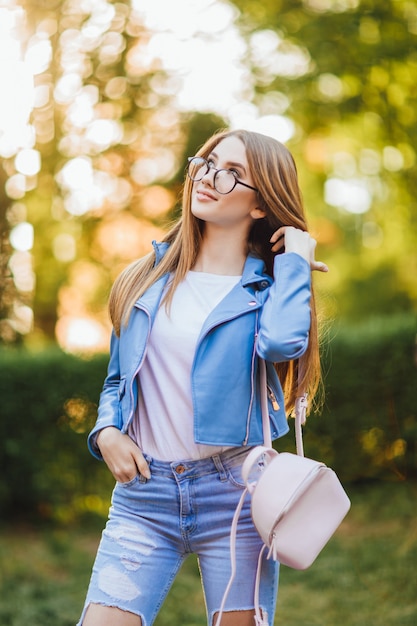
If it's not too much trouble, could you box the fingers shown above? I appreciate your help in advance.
[133,448,151,480]
[309,238,329,272]
[270,226,286,244]
[270,226,286,252]
[97,427,151,481]
[270,226,328,272]
[270,239,285,253]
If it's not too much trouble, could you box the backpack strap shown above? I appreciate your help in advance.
[214,487,248,626]
[260,358,307,457]
[217,359,308,625]
[215,485,268,626]
[254,544,269,626]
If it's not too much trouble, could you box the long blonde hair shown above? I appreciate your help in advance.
[109,129,323,414]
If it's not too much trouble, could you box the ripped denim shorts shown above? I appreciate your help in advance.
[77,446,279,626]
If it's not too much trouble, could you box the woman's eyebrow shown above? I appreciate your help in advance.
[210,151,247,176]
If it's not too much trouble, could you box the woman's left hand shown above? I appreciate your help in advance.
[270,226,329,273]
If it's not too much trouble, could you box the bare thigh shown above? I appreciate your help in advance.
[83,604,255,626]
[213,609,256,626]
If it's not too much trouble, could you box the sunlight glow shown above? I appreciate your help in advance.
[15,149,41,176]
[53,233,77,263]
[305,0,359,12]
[54,73,83,105]
[9,251,36,292]
[250,29,311,81]
[0,63,34,158]
[56,157,131,215]
[324,177,372,214]
[25,36,53,75]
[317,73,344,101]
[94,216,165,262]
[131,150,177,185]
[85,119,123,151]
[231,114,295,143]
[135,0,235,38]
[383,146,404,171]
[10,222,34,251]
[56,316,109,353]
[1,0,314,352]
[5,174,27,200]
[0,5,35,159]
[129,0,305,136]
[143,22,247,114]
[10,303,34,335]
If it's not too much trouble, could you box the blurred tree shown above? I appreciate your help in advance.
[0,167,21,344]
[231,0,417,320]
[3,0,415,348]
[1,0,226,349]
[29,0,183,347]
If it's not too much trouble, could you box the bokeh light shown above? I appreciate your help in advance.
[10,222,34,251]
[55,316,109,353]
[325,178,372,214]
[2,0,403,352]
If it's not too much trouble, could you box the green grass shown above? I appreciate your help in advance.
[0,482,416,625]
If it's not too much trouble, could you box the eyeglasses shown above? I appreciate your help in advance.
[187,156,258,195]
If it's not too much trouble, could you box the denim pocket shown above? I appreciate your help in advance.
[117,473,143,488]
[225,460,246,488]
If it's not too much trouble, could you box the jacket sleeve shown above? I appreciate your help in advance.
[257,252,311,362]
[87,330,124,460]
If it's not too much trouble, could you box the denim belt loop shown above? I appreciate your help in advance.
[212,453,228,481]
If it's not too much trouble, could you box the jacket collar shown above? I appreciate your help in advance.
[152,240,272,290]
[241,254,273,289]
[152,240,170,265]
[133,241,170,315]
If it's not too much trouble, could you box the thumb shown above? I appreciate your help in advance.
[312,261,329,273]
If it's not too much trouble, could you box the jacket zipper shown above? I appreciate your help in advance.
[243,335,258,445]
[193,306,261,446]
[267,385,280,411]
[122,303,152,434]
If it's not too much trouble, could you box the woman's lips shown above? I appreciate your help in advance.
[196,188,217,201]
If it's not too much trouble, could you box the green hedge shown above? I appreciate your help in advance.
[0,349,113,523]
[282,314,417,483]
[0,314,416,522]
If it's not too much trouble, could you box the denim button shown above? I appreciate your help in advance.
[175,464,186,474]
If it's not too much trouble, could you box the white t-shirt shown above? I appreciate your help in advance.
[128,271,241,461]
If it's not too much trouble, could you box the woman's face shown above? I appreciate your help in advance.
[190,135,264,232]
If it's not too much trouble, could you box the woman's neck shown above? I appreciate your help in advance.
[193,230,247,275]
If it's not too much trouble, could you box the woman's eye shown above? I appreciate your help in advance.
[229,168,240,178]
[207,158,216,168]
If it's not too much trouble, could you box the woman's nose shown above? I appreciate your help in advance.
[201,165,216,186]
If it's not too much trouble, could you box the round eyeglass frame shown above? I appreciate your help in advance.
[187,156,258,195]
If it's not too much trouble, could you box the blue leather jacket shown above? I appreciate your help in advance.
[88,242,312,460]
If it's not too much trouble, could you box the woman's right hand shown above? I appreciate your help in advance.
[96,427,151,482]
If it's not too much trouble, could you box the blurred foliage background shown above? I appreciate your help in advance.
[0,0,416,520]
[0,315,415,524]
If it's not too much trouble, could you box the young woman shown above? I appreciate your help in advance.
[77,129,328,626]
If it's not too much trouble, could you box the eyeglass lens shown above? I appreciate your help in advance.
[188,157,237,194]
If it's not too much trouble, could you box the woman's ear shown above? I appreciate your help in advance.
[250,207,267,220]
